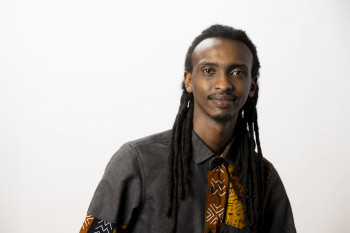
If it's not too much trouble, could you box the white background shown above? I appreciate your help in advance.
[1,0,349,232]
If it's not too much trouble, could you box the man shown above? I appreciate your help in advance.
[79,25,296,233]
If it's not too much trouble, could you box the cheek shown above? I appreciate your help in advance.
[235,81,250,94]
[236,82,251,103]
[239,94,250,107]
[192,80,210,96]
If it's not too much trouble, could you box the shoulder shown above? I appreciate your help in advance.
[262,157,287,193]
[108,130,172,167]
[261,158,296,232]
[125,129,172,157]
[262,157,279,186]
[127,129,172,150]
[262,157,273,170]
[99,130,172,184]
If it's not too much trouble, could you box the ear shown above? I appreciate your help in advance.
[184,71,193,93]
[249,77,258,97]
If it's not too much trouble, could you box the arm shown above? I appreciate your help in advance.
[262,165,296,233]
[79,142,143,232]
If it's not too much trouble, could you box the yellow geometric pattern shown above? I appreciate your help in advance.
[224,164,245,229]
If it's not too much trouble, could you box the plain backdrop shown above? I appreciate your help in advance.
[1,0,350,232]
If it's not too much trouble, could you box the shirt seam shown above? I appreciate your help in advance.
[127,142,146,212]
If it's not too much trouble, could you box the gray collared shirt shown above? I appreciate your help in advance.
[87,130,296,233]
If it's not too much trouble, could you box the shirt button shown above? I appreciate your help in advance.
[210,187,215,193]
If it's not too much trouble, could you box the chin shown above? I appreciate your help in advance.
[210,114,234,123]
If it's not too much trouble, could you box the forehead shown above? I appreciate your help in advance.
[192,38,253,68]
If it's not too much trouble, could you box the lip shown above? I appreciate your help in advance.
[209,95,237,101]
[209,95,236,108]
[208,94,237,108]
[211,99,233,108]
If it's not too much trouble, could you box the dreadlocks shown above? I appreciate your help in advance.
[167,24,264,232]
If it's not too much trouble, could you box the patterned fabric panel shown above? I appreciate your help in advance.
[204,163,229,233]
[79,214,127,233]
[225,164,245,229]
[80,214,95,233]
[224,164,273,230]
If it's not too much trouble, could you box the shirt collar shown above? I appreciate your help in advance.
[191,130,241,166]
[221,136,240,166]
[191,130,215,163]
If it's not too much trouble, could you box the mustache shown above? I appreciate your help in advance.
[207,92,237,101]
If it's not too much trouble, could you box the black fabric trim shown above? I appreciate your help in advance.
[87,217,116,233]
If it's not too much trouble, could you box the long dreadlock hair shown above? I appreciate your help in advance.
[167,24,264,232]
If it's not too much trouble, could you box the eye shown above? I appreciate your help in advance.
[203,68,215,74]
[230,69,245,77]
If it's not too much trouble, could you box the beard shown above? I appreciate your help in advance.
[210,113,234,123]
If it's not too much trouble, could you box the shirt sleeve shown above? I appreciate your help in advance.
[79,213,127,233]
[262,165,297,233]
[85,142,143,228]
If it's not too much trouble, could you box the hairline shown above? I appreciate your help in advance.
[187,36,258,77]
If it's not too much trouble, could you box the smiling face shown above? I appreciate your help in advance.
[184,38,257,124]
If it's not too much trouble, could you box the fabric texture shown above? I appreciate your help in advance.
[84,130,296,233]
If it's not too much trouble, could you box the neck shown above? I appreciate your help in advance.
[193,113,238,156]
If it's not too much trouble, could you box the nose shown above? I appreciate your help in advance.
[214,72,233,91]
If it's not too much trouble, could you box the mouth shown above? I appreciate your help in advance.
[208,94,237,108]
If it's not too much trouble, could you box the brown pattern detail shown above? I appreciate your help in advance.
[225,164,245,229]
[79,214,95,233]
[115,225,127,233]
[204,163,229,233]
[265,168,272,188]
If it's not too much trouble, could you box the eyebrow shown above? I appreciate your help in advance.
[198,61,219,67]
[198,60,248,70]
[228,64,249,71]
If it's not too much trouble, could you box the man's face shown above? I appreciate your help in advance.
[184,38,257,123]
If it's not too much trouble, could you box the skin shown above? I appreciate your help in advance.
[184,38,257,155]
